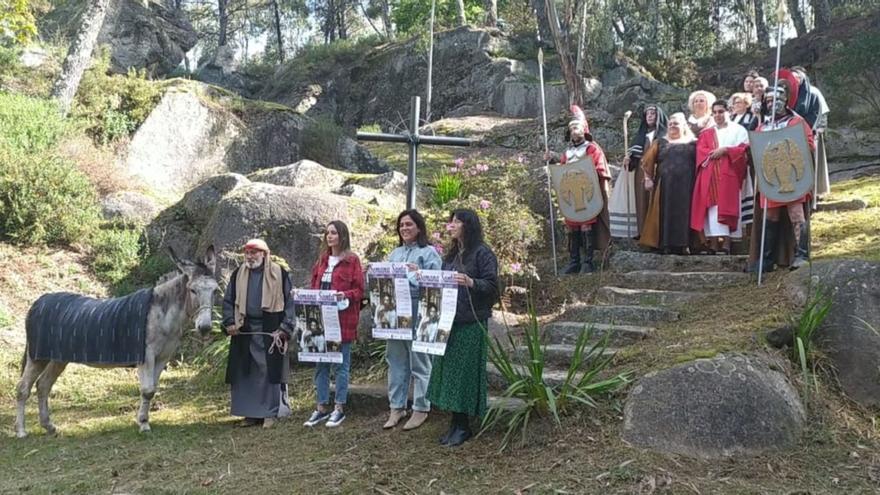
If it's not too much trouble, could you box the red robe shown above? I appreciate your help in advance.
[690,127,750,233]
[756,114,815,208]
[559,141,611,228]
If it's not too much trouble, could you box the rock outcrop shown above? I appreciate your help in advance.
[98,0,197,76]
[622,353,805,458]
[148,161,403,284]
[120,81,386,200]
[787,260,880,408]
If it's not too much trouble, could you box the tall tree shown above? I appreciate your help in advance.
[455,0,466,25]
[812,0,832,31]
[545,0,584,105]
[484,0,497,26]
[271,0,284,60]
[786,0,806,36]
[754,0,769,45]
[52,0,111,115]
[218,0,229,45]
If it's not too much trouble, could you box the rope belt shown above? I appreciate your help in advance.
[237,331,289,355]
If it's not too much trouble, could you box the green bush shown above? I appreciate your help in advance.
[432,169,462,207]
[0,92,67,153]
[0,148,100,245]
[301,116,346,168]
[825,34,880,126]
[72,50,162,144]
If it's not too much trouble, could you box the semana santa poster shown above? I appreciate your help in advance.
[293,289,343,363]
[412,270,458,356]
[367,262,414,340]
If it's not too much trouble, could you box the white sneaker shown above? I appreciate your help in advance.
[303,410,330,427]
[326,409,346,428]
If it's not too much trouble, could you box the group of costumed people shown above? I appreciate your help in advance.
[550,65,830,274]
[221,208,498,448]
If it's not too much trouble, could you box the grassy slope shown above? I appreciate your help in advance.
[1,178,879,493]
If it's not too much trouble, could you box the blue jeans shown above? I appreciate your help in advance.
[386,303,433,412]
[314,342,352,406]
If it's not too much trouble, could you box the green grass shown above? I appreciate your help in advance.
[813,176,880,261]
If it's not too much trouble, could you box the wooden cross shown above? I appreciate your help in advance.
[356,96,472,209]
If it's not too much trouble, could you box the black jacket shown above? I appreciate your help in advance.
[443,244,499,324]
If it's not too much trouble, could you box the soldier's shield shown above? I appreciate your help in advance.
[549,155,604,223]
[749,122,814,203]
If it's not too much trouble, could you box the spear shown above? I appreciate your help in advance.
[758,0,787,286]
[536,10,558,277]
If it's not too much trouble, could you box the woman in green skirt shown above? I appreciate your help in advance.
[427,208,499,447]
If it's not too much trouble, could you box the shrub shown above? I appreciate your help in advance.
[825,34,880,125]
[300,116,345,168]
[432,169,462,207]
[0,92,67,153]
[0,148,101,245]
[481,305,631,450]
[72,50,162,144]
[791,284,832,407]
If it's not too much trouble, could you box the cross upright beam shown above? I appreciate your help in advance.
[357,96,472,209]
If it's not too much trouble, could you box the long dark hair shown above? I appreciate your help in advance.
[396,209,429,247]
[319,220,352,258]
[444,208,484,264]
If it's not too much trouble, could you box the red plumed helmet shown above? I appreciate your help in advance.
[568,105,592,139]
[772,68,800,109]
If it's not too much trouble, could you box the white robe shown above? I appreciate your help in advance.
[704,123,749,238]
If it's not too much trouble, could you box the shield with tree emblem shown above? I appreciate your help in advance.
[549,155,604,223]
[749,122,814,203]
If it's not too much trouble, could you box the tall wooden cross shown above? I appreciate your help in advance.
[356,96,472,209]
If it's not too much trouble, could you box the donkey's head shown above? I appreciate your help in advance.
[168,245,219,335]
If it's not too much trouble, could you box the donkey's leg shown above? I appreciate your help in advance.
[36,361,67,435]
[136,352,157,433]
[15,358,49,438]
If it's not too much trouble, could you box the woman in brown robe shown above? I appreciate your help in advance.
[639,113,697,254]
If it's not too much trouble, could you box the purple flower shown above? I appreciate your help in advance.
[476,163,489,172]
[479,199,491,210]
[433,243,445,255]
[510,262,522,274]
[516,154,526,164]
[454,158,465,167]
[431,232,441,240]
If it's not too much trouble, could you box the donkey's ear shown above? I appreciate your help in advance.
[167,246,187,273]
[203,245,216,276]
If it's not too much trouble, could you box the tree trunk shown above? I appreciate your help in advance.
[754,0,769,45]
[380,0,394,38]
[51,0,111,116]
[218,0,229,46]
[530,0,553,47]
[812,0,832,31]
[484,0,497,27]
[545,0,583,106]
[272,0,284,61]
[455,0,466,26]
[786,0,807,36]
[712,0,722,49]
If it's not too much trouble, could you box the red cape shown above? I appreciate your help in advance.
[690,127,749,232]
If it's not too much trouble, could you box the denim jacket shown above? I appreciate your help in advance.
[387,243,442,299]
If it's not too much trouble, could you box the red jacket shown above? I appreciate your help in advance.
[310,252,364,343]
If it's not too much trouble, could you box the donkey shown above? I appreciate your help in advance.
[15,246,219,438]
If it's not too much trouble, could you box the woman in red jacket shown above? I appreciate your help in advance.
[302,220,364,428]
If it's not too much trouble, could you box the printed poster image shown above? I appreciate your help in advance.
[412,270,458,356]
[293,289,343,363]
[367,262,414,340]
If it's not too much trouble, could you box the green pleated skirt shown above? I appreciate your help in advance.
[426,320,488,418]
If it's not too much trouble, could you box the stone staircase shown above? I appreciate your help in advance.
[488,250,751,389]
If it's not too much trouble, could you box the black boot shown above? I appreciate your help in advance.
[438,416,456,445]
[445,413,472,447]
[791,222,810,269]
[580,230,596,273]
[563,231,582,274]
[760,220,779,273]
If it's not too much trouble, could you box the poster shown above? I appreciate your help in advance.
[412,270,458,356]
[293,289,343,363]
[367,262,414,340]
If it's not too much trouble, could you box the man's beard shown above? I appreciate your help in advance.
[245,258,264,269]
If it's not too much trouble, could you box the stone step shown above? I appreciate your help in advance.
[513,344,619,368]
[595,286,704,306]
[616,271,750,291]
[487,363,571,389]
[561,304,679,325]
[542,321,654,345]
[610,250,748,273]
